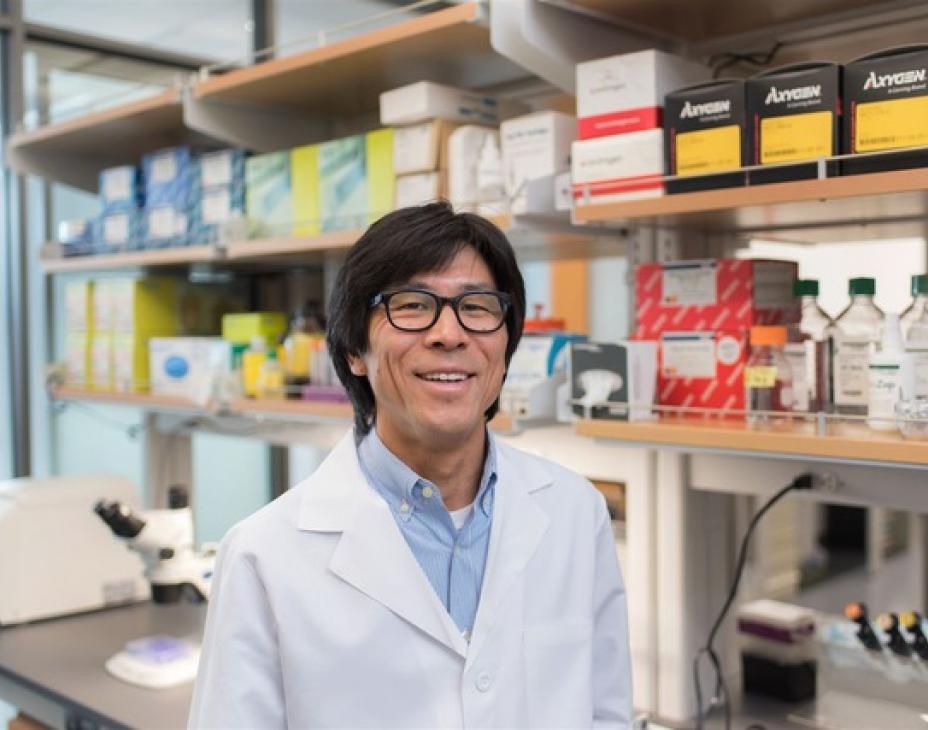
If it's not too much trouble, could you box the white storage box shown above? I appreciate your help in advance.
[577,49,708,140]
[448,126,498,209]
[392,119,460,175]
[149,337,231,402]
[571,129,664,205]
[380,81,499,126]
[395,172,446,209]
[500,111,575,214]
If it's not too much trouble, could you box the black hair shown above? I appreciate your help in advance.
[326,201,526,436]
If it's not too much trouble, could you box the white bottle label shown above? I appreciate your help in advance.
[784,343,809,412]
[868,363,901,427]
[903,347,928,399]
[834,336,870,406]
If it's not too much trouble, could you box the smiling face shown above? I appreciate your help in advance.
[348,246,509,454]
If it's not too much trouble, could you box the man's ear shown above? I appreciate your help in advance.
[348,353,368,377]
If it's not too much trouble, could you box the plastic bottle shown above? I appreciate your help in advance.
[256,349,286,400]
[788,279,833,412]
[901,274,928,342]
[745,325,793,423]
[868,314,904,431]
[476,133,505,207]
[241,335,267,398]
[833,278,883,416]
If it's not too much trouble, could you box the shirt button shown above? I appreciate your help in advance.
[421,486,434,498]
[462,629,472,642]
[399,501,411,513]
[454,547,461,557]
[476,671,491,692]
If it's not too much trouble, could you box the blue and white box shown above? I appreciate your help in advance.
[197,149,246,190]
[142,146,196,208]
[95,209,140,253]
[142,204,190,248]
[246,151,292,237]
[99,165,142,212]
[59,219,94,256]
[319,135,367,232]
[192,149,247,244]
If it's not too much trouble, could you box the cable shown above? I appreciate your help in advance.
[693,472,814,730]
[709,41,784,79]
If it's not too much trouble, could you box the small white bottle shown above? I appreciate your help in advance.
[476,133,506,213]
[868,314,904,431]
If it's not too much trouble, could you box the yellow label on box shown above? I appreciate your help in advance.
[675,125,741,176]
[744,366,777,388]
[856,96,928,152]
[761,111,832,164]
[291,144,321,237]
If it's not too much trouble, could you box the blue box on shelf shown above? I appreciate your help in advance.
[141,204,191,248]
[142,146,196,208]
[191,185,246,244]
[99,165,142,212]
[95,208,141,254]
[245,151,292,238]
[197,149,247,190]
[59,219,94,257]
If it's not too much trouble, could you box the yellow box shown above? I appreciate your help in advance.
[64,280,94,333]
[92,280,114,334]
[221,312,287,346]
[89,333,113,391]
[676,124,741,176]
[760,110,833,165]
[366,127,395,224]
[291,144,321,236]
[856,96,928,153]
[110,277,179,337]
[113,335,153,393]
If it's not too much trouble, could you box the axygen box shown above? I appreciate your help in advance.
[665,80,748,193]
[635,259,798,339]
[576,49,707,140]
[747,63,841,184]
[844,45,928,175]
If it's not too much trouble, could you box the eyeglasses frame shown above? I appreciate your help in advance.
[369,288,512,334]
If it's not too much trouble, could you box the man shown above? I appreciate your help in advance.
[189,202,632,728]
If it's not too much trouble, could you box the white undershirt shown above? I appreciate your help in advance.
[448,503,474,531]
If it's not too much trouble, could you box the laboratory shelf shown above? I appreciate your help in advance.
[193,3,523,118]
[575,417,928,468]
[40,245,219,273]
[222,229,362,261]
[50,386,200,412]
[5,90,219,192]
[572,168,928,242]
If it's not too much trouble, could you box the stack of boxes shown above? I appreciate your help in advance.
[573,50,707,204]
[635,259,798,411]
[380,81,501,210]
[141,146,196,247]
[64,281,93,386]
[96,165,142,253]
[192,149,247,243]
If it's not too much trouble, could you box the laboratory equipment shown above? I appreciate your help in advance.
[0,475,149,625]
[95,486,215,603]
[105,634,201,689]
[844,602,882,652]
[745,325,793,421]
[900,612,928,660]
[500,330,586,421]
[791,279,833,412]
[833,278,883,416]
[877,613,912,657]
[868,313,905,431]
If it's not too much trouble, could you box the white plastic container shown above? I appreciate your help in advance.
[379,81,499,126]
[868,314,904,431]
[500,111,575,214]
[834,277,883,416]
[448,126,497,210]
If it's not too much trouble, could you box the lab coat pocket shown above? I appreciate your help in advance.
[524,618,594,729]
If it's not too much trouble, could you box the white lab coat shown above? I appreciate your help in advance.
[188,431,632,729]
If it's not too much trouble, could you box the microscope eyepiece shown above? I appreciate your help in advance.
[94,499,146,538]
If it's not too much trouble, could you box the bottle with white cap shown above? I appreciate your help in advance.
[868,313,904,431]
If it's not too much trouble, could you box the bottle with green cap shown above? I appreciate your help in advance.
[901,274,928,343]
[790,279,833,412]
[833,277,883,416]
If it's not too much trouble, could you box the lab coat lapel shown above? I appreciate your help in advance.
[297,432,467,658]
[466,444,551,667]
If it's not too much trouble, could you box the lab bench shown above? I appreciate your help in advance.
[0,601,205,730]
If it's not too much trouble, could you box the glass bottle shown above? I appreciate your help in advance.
[901,274,928,343]
[833,277,883,416]
[792,279,834,412]
[745,325,793,423]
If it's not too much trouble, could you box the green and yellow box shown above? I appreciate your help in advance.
[221,312,288,346]
[246,151,292,238]
[291,144,321,236]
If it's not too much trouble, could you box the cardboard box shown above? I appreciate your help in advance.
[246,151,292,237]
[664,80,748,193]
[577,49,708,140]
[746,62,841,184]
[501,111,575,214]
[221,312,287,345]
[657,329,749,411]
[570,340,658,421]
[149,337,232,401]
[64,280,93,333]
[844,45,928,175]
[90,332,113,391]
[197,148,246,189]
[291,144,321,236]
[392,119,460,175]
[143,204,190,248]
[95,209,140,253]
[319,129,395,231]
[99,165,141,212]
[110,277,179,337]
[571,129,664,205]
[380,81,500,126]
[65,333,90,387]
[191,187,245,245]
[395,171,446,208]
[112,334,150,393]
[635,259,798,339]
[366,128,395,223]
[142,146,196,208]
[448,126,498,209]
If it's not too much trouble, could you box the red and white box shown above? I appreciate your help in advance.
[572,129,664,204]
[636,259,799,339]
[576,49,708,140]
[657,330,749,411]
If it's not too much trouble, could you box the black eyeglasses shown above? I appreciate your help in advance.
[370,288,511,333]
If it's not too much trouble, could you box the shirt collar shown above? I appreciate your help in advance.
[357,427,498,518]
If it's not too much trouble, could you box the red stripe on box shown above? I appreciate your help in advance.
[578,107,663,139]
[573,173,663,198]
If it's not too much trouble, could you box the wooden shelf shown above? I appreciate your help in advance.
[228,397,353,421]
[194,3,524,118]
[223,230,361,261]
[40,245,218,273]
[576,417,928,468]
[5,90,219,192]
[573,168,928,242]
[51,386,198,411]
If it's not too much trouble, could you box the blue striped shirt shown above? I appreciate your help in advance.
[357,428,497,637]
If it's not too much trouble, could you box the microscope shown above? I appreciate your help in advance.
[94,486,216,603]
